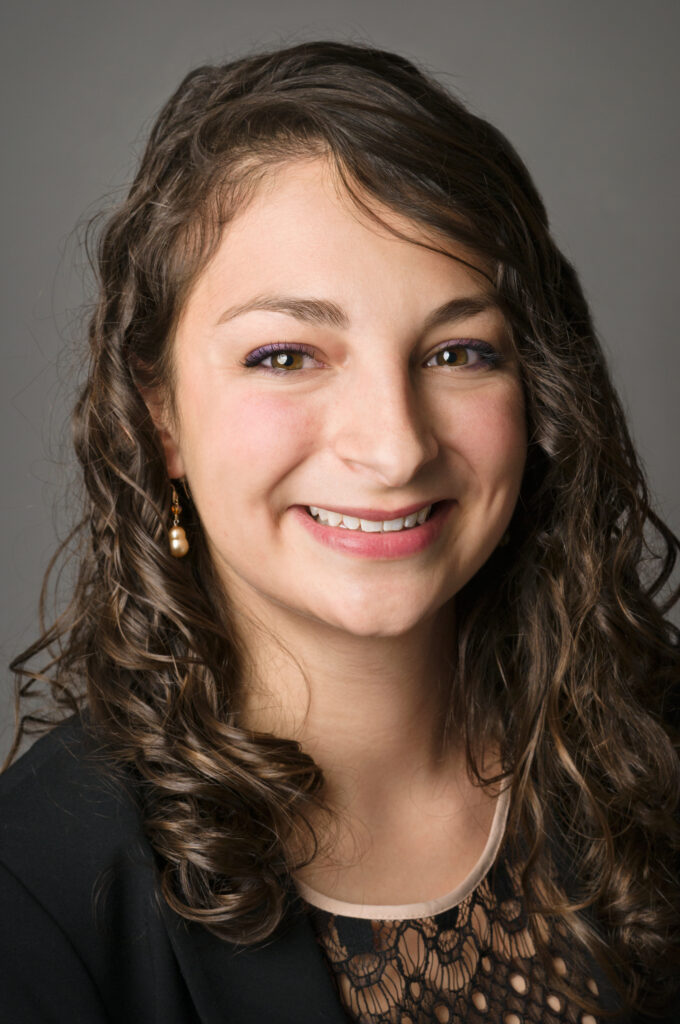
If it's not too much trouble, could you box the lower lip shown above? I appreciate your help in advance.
[292,501,455,559]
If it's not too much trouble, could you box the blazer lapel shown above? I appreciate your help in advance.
[162,902,350,1024]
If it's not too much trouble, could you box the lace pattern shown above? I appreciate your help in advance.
[307,858,603,1024]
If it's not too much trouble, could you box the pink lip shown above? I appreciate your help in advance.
[302,500,443,521]
[292,500,455,559]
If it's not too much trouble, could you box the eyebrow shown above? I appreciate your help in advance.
[421,295,499,332]
[216,294,499,331]
[217,296,349,329]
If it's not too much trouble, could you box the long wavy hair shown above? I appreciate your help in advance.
[8,41,679,1015]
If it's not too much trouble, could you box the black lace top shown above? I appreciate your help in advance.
[298,792,604,1024]
[305,857,602,1024]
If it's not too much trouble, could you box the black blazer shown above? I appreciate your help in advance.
[1,717,676,1023]
[0,717,350,1023]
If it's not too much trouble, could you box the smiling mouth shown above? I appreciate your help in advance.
[306,503,435,533]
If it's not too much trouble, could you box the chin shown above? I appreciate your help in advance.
[309,599,441,640]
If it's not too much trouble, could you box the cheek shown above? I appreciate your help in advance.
[181,383,318,483]
[225,392,318,468]
[443,385,527,486]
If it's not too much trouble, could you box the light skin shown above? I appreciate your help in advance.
[148,157,527,903]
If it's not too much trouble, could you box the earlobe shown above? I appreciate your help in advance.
[155,422,186,480]
[138,386,186,479]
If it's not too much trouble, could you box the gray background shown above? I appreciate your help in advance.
[2,0,678,759]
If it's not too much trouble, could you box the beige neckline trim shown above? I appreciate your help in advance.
[296,785,511,921]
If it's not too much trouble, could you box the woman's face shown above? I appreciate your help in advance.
[158,158,526,639]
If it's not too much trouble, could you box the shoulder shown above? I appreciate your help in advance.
[0,717,194,1021]
[0,715,148,895]
[0,718,340,1022]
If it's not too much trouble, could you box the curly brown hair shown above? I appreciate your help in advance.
[7,40,680,1016]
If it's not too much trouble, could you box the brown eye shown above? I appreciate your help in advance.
[425,342,499,370]
[269,351,305,370]
[242,343,318,373]
[433,347,470,367]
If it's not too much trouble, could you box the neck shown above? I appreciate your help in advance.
[236,597,458,817]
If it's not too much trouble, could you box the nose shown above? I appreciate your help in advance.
[329,360,439,488]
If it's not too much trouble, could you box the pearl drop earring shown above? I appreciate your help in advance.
[169,485,189,558]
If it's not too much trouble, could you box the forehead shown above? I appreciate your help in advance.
[179,157,497,329]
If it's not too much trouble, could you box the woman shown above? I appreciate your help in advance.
[1,40,678,1023]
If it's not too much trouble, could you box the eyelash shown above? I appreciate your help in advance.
[241,340,503,375]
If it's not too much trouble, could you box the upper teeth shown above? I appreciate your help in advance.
[307,504,432,532]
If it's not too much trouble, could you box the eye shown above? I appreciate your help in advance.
[242,339,503,375]
[425,341,501,370]
[241,342,318,374]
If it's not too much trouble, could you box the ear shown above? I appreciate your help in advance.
[138,385,187,480]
